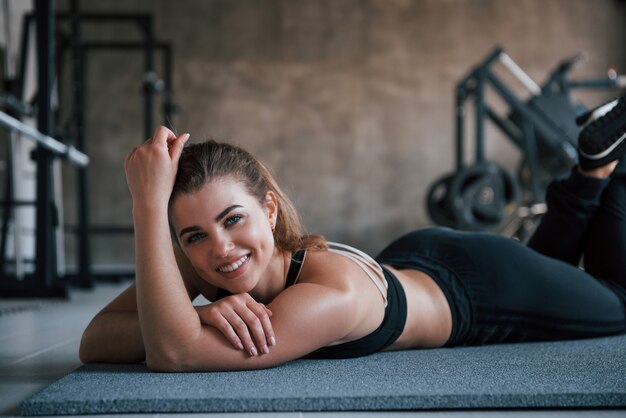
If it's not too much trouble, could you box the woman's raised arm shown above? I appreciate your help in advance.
[82,126,197,365]
[123,126,208,368]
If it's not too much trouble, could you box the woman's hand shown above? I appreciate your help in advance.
[195,294,276,357]
[124,126,190,209]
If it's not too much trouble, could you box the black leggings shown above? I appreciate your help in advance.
[528,166,626,290]
[376,167,626,346]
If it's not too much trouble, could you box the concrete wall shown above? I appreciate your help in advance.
[55,0,626,267]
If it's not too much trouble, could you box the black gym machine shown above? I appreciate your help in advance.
[0,0,79,297]
[52,11,178,284]
[0,0,178,297]
[426,46,626,240]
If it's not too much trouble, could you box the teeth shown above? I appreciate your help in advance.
[218,255,248,273]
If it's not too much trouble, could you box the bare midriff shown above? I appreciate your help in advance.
[382,265,453,350]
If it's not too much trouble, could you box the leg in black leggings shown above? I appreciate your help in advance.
[527,168,609,265]
[585,171,626,291]
[453,165,626,344]
[527,162,626,304]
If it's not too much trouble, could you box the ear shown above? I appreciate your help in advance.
[264,190,278,226]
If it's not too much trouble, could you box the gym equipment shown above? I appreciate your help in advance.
[1,1,178,296]
[0,112,88,165]
[52,12,179,140]
[51,9,178,287]
[425,173,456,227]
[426,46,626,235]
[51,10,178,283]
[447,161,518,230]
[0,0,90,297]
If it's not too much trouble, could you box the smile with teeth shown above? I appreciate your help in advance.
[217,255,249,273]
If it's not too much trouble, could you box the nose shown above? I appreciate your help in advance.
[212,232,235,258]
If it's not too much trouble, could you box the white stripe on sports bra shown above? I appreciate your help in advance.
[326,242,389,307]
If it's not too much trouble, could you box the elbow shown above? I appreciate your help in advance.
[78,348,89,364]
[78,348,90,364]
[79,315,106,364]
[145,352,187,372]
[79,329,106,364]
[145,357,178,372]
[144,343,193,372]
[78,330,95,364]
[144,326,204,372]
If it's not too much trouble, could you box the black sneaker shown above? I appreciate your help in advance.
[578,94,626,170]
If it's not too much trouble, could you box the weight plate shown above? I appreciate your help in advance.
[447,162,519,230]
[425,173,457,227]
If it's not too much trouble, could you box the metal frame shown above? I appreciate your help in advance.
[54,13,175,282]
[454,46,625,204]
[1,5,176,296]
[52,12,170,140]
[70,0,90,288]
[442,46,625,241]
[0,0,89,297]
[46,11,172,282]
[34,0,57,295]
[0,111,88,166]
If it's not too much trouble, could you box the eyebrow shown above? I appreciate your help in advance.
[178,205,243,239]
[214,205,243,222]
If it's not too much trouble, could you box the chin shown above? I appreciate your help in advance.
[206,272,258,295]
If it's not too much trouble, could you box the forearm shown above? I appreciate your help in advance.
[79,311,145,363]
[132,205,201,367]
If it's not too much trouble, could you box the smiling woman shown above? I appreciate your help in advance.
[79,100,626,371]
[171,177,281,297]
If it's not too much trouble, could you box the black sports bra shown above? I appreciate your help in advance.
[308,265,407,359]
[213,245,408,359]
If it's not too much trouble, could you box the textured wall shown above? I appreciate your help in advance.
[57,0,626,267]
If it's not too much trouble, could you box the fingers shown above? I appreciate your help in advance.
[226,311,262,357]
[147,126,189,154]
[229,301,274,356]
[133,127,189,165]
[212,313,246,352]
[149,125,177,146]
[201,297,275,357]
[169,133,190,163]
[246,301,276,351]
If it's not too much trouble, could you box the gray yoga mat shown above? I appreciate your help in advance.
[22,334,626,415]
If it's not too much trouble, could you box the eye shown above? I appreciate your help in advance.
[186,232,206,244]
[225,214,243,227]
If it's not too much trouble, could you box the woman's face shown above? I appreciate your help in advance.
[170,176,278,294]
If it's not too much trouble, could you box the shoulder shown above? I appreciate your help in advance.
[291,248,383,310]
[268,246,387,352]
[296,249,362,290]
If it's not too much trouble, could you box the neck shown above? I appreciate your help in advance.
[249,247,290,304]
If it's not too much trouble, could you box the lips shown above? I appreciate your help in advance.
[216,254,249,273]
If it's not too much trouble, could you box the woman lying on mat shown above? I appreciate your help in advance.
[80,95,626,371]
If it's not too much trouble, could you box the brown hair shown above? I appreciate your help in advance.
[170,140,326,252]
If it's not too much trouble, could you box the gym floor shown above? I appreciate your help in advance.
[0,282,624,418]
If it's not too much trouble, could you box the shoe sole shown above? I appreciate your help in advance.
[577,99,620,127]
[579,131,626,160]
